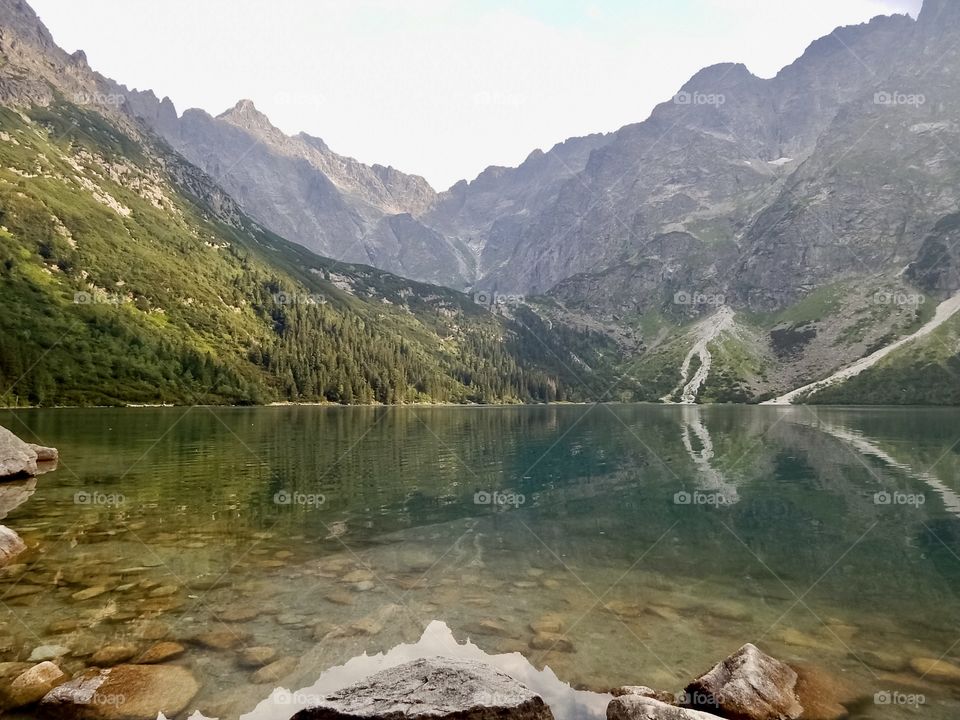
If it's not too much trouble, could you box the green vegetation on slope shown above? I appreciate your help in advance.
[0,101,619,406]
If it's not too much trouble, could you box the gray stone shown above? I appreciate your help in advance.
[684,643,802,720]
[28,444,58,462]
[291,657,553,720]
[608,696,721,720]
[0,426,37,479]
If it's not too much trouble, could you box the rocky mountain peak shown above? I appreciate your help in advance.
[0,0,56,52]
[217,98,280,138]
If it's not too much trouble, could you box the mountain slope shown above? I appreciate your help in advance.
[0,0,631,407]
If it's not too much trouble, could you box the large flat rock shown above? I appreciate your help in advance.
[291,657,554,720]
[39,664,199,719]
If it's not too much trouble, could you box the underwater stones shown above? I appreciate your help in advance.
[238,646,277,668]
[251,655,298,684]
[529,615,564,635]
[40,664,199,719]
[216,605,260,622]
[909,657,960,685]
[133,620,170,641]
[684,643,802,720]
[324,590,355,606]
[290,657,553,720]
[856,650,904,672]
[463,618,520,639]
[89,643,138,667]
[792,663,866,720]
[190,629,250,651]
[133,642,185,664]
[71,586,108,601]
[529,633,575,653]
[28,645,68,662]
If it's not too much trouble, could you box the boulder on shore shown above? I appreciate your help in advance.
[290,656,554,720]
[608,695,721,720]
[683,643,802,720]
[0,427,37,479]
[0,426,58,479]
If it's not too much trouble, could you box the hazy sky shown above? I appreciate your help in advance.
[31,0,922,190]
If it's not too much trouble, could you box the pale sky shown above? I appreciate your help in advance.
[30,0,922,190]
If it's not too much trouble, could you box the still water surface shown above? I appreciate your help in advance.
[2,404,959,718]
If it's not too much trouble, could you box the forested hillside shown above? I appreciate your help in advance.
[0,100,627,406]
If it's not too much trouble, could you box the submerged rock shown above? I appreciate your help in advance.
[608,695,719,720]
[291,656,553,720]
[89,643,138,667]
[909,657,960,685]
[40,664,199,719]
[684,643,802,720]
[792,663,865,720]
[0,526,26,567]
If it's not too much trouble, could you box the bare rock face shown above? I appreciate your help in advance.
[683,644,803,720]
[290,657,554,720]
[608,695,720,720]
[0,426,37,479]
[40,664,199,719]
